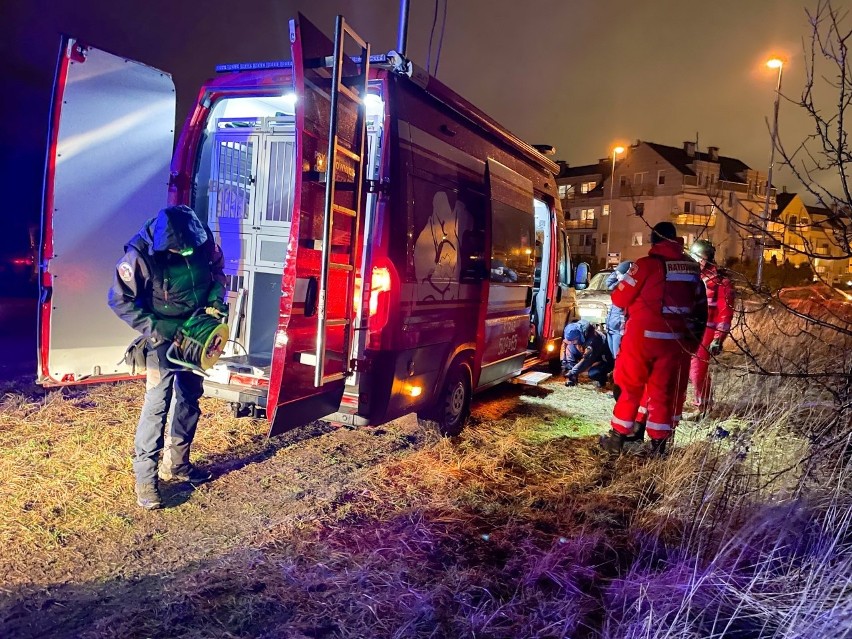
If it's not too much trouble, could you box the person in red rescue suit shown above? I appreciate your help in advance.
[599,222,707,456]
[684,239,735,418]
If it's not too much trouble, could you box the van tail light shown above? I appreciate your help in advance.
[367,262,395,348]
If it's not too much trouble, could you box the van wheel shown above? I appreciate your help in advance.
[420,364,471,436]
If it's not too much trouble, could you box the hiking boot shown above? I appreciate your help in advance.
[599,429,627,454]
[159,464,213,485]
[136,481,162,510]
[649,437,669,457]
[624,422,646,443]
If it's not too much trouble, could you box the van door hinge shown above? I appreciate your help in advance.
[350,357,369,372]
[367,177,390,194]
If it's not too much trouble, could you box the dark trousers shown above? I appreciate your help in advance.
[133,342,204,484]
[587,360,613,384]
[564,356,613,383]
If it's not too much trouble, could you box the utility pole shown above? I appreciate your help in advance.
[756,58,784,290]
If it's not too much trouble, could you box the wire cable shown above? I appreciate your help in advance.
[426,0,439,75]
[168,313,229,374]
[434,0,448,77]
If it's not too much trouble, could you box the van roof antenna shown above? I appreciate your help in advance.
[389,0,413,76]
[397,0,410,58]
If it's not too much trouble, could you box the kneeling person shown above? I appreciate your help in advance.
[561,320,613,388]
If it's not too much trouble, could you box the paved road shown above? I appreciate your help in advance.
[0,297,38,383]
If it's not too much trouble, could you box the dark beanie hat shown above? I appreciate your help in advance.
[650,222,677,245]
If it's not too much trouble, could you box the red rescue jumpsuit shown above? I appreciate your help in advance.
[689,263,735,409]
[610,242,707,440]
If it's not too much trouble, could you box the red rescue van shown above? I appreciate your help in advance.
[39,14,579,435]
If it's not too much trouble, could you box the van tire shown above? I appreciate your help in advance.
[419,363,471,437]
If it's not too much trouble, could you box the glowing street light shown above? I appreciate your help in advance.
[606,145,626,266]
[756,57,785,289]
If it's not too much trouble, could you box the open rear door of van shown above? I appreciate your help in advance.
[39,37,175,385]
[267,14,370,436]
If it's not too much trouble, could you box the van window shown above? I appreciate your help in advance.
[558,230,570,286]
[491,201,534,284]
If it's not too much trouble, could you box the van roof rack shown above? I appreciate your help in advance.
[216,53,390,73]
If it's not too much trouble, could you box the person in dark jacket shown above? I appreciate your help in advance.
[560,319,614,388]
[108,205,227,510]
[604,260,634,359]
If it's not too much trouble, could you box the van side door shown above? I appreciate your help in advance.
[477,159,536,388]
[548,221,575,346]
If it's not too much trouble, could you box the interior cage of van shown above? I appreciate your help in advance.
[191,90,386,386]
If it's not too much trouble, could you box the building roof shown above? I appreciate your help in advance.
[644,141,751,182]
[775,191,797,215]
[806,204,848,232]
[556,162,604,179]
[770,191,808,220]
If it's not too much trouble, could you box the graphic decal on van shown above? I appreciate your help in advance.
[414,191,472,302]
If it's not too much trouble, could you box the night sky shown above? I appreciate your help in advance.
[1,0,817,257]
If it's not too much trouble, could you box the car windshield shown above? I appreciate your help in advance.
[588,272,611,291]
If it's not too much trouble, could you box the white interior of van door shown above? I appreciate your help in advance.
[40,38,175,383]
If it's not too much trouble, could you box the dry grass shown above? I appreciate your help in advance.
[1,307,851,638]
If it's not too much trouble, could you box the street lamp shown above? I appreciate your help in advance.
[606,145,625,267]
[756,57,784,290]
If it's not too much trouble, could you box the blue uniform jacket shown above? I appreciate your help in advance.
[604,271,626,335]
[562,320,611,376]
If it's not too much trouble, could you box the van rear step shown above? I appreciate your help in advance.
[512,371,552,386]
[323,411,370,427]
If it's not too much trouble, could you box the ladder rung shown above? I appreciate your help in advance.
[335,144,361,163]
[337,83,362,104]
[325,318,350,327]
[333,203,357,217]
[329,262,354,272]
[322,372,347,383]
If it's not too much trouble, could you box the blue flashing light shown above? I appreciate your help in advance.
[215,60,292,73]
[215,53,389,74]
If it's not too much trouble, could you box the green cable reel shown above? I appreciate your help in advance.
[166,308,230,375]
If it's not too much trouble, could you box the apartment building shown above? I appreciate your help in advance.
[774,191,852,285]
[556,140,774,268]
